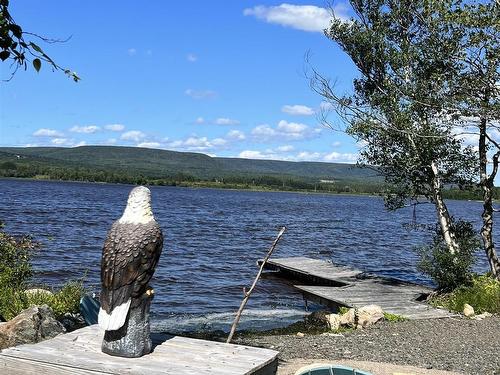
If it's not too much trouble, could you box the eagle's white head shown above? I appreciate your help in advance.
[118,186,154,224]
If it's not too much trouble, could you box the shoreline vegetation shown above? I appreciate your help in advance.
[0,169,492,202]
[0,145,495,200]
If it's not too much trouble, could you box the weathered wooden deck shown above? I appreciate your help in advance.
[261,257,455,320]
[0,325,278,375]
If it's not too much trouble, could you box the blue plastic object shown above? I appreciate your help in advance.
[80,294,100,325]
[294,364,374,375]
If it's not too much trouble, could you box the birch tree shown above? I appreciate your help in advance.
[314,0,500,280]
[447,1,500,278]
[311,0,477,255]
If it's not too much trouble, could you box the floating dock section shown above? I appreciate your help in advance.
[0,325,278,375]
[261,257,455,320]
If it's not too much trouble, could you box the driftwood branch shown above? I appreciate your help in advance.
[226,226,287,343]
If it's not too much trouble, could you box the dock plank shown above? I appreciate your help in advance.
[262,257,455,320]
[0,325,278,375]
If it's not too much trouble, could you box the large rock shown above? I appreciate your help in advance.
[304,310,331,329]
[339,305,384,329]
[326,313,341,331]
[0,305,65,349]
[356,304,384,328]
[339,308,356,328]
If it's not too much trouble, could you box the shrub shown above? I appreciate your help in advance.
[417,219,480,291]
[0,287,28,320]
[431,274,500,314]
[0,222,85,320]
[49,281,85,318]
[0,281,85,321]
[0,221,38,289]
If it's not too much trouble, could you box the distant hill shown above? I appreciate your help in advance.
[0,146,380,183]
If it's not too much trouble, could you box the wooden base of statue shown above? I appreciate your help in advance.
[101,290,153,358]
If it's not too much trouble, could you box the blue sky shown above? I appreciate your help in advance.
[1,1,362,163]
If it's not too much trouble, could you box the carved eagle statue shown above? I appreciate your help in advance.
[98,186,163,331]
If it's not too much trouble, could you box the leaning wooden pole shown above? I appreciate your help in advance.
[226,226,287,343]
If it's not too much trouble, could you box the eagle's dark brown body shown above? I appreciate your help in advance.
[100,220,163,315]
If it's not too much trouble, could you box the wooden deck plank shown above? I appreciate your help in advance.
[261,257,362,285]
[0,325,278,375]
[262,257,455,320]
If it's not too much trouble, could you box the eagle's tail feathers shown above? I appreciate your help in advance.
[98,299,131,331]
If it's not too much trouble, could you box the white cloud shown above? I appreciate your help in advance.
[238,147,357,163]
[282,104,314,116]
[195,117,205,124]
[324,151,358,163]
[105,124,125,132]
[332,141,342,147]
[185,88,217,99]
[166,136,227,152]
[277,120,308,133]
[187,53,198,62]
[50,138,86,147]
[251,120,321,142]
[33,128,64,137]
[296,151,322,161]
[243,3,349,32]
[214,117,240,125]
[120,130,146,142]
[137,142,161,149]
[127,48,137,56]
[51,138,69,145]
[106,138,117,145]
[277,145,294,152]
[226,130,246,140]
[239,150,272,159]
[70,125,100,134]
[238,146,300,161]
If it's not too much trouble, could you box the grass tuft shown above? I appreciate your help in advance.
[383,312,408,322]
[430,274,500,314]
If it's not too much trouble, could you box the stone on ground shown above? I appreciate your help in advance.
[463,303,474,317]
[0,305,65,349]
[338,305,384,329]
[340,308,356,328]
[326,313,341,331]
[356,305,384,328]
[305,310,331,329]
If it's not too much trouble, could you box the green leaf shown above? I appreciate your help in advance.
[32,58,41,72]
[0,50,10,61]
[8,24,22,39]
[29,42,43,54]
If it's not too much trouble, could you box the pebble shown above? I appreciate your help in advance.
[238,316,500,375]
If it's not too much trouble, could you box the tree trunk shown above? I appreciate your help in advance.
[478,117,500,280]
[431,161,460,254]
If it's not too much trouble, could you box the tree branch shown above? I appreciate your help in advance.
[226,227,286,343]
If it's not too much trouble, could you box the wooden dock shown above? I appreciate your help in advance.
[0,325,278,375]
[261,257,455,320]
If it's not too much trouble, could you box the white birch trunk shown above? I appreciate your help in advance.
[431,162,460,254]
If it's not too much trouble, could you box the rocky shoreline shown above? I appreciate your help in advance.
[235,315,500,375]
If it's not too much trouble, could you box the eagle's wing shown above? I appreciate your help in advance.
[98,220,163,331]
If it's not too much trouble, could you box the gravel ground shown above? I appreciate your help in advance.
[236,316,500,375]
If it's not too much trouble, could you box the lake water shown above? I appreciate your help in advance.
[0,179,492,333]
